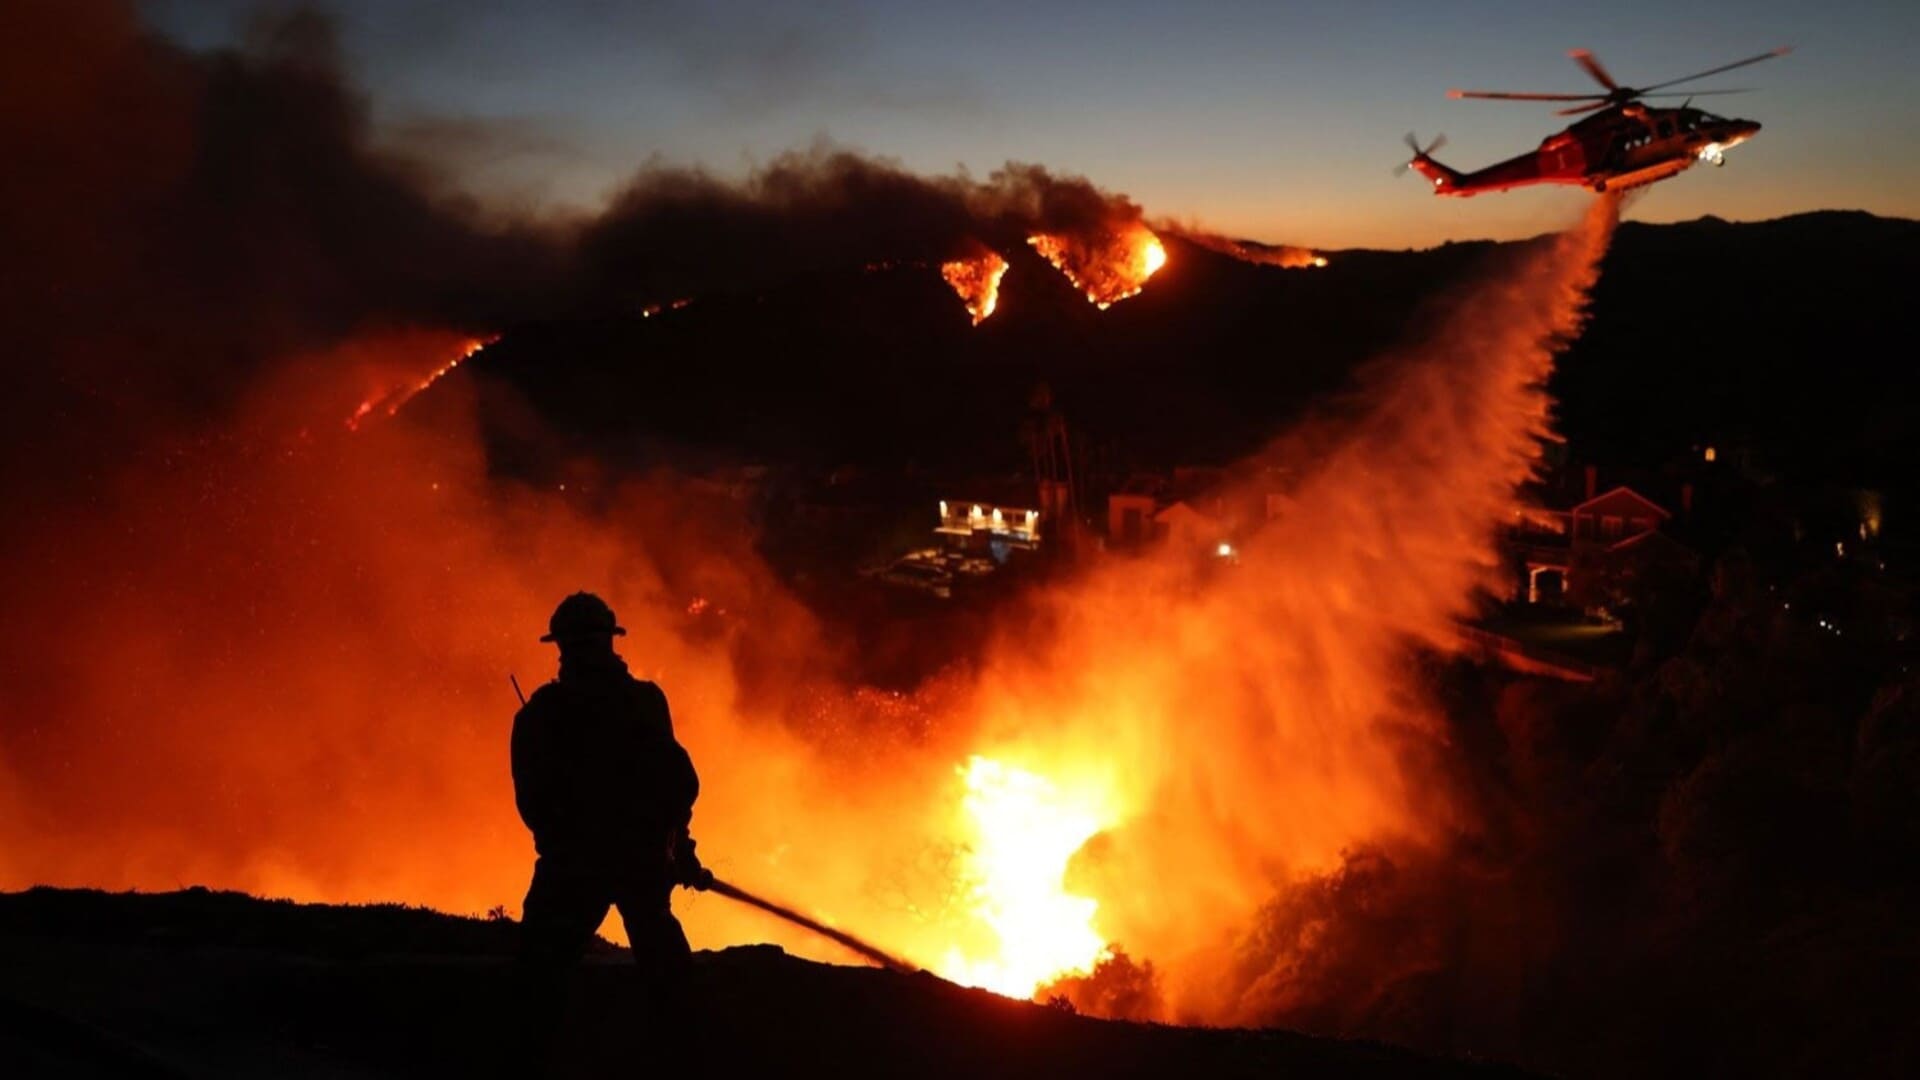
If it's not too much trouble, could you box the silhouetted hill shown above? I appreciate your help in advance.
[1560,210,1920,488]
[444,211,1917,496]
[0,887,1533,1078]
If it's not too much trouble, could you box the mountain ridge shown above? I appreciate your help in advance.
[440,209,1917,496]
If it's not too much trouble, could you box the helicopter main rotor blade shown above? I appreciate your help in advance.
[1449,89,1605,101]
[1568,49,1620,91]
[1555,101,1614,116]
[1639,88,1753,98]
[1638,47,1791,93]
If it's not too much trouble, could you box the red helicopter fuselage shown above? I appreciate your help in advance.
[1409,104,1761,196]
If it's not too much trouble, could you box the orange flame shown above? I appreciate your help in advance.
[345,335,495,430]
[940,252,1009,326]
[1027,224,1167,309]
[937,756,1118,994]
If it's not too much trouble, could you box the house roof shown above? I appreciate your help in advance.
[1573,485,1671,520]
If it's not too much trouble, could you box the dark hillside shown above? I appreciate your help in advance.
[447,212,1920,503]
[1558,211,1920,489]
[0,887,1532,1079]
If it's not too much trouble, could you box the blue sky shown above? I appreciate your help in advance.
[145,0,1920,248]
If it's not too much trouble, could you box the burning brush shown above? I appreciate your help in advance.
[941,252,1010,326]
[1027,224,1168,309]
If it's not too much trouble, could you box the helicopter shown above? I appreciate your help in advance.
[1401,46,1790,196]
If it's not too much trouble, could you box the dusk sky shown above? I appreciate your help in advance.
[147,0,1918,249]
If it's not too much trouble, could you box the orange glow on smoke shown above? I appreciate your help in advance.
[940,252,1009,326]
[346,335,495,429]
[0,199,1623,1025]
[1027,224,1167,309]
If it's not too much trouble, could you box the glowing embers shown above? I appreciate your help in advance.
[939,756,1116,998]
[1027,224,1167,309]
[940,252,1010,326]
[345,336,495,430]
[641,298,693,319]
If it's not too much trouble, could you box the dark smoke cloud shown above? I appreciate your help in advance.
[578,149,1154,304]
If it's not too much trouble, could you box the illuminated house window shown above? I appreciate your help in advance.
[937,499,1042,549]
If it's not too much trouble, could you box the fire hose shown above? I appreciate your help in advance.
[697,876,915,974]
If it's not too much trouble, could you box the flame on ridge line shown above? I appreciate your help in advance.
[345,335,496,431]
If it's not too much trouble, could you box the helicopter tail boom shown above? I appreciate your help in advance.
[1398,132,1461,193]
[1406,151,1461,194]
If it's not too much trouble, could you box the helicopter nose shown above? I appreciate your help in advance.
[1725,119,1761,145]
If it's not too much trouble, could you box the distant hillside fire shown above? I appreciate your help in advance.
[346,336,495,430]
[1028,225,1168,309]
[939,251,1009,325]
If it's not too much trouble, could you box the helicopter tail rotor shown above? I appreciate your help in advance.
[1393,132,1448,176]
[1396,133,1459,192]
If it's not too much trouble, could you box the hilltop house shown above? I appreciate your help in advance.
[1510,471,1696,609]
